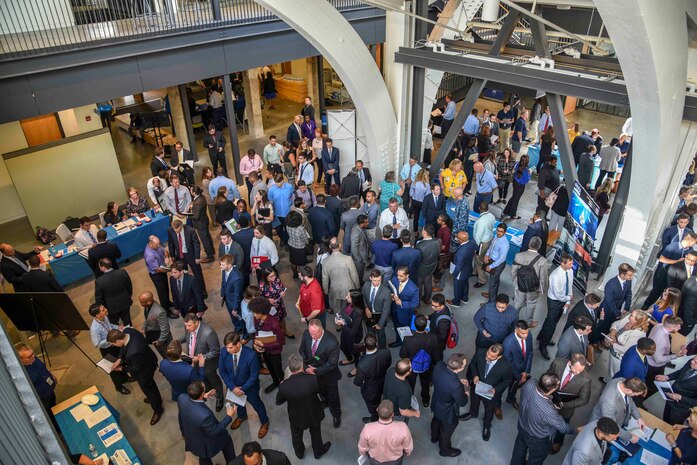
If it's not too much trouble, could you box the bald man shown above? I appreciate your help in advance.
[144,235,174,314]
[0,243,42,292]
[138,291,172,357]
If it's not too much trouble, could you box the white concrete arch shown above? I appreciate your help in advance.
[254,0,399,181]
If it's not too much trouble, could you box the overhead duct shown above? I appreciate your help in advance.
[481,0,499,21]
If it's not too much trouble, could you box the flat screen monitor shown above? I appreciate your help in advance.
[568,181,600,240]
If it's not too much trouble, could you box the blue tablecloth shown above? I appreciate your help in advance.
[527,144,602,186]
[48,212,170,286]
[609,436,672,465]
[54,389,140,464]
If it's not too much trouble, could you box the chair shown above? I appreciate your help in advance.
[98,212,106,228]
[55,223,74,244]
[191,114,204,132]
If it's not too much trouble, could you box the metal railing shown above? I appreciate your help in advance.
[0,0,369,60]
[436,73,474,101]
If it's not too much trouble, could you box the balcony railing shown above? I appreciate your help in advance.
[0,0,369,61]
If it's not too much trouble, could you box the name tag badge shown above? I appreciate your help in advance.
[46,376,54,386]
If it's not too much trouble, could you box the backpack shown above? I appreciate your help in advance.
[35,226,56,245]
[411,349,432,374]
[436,313,459,349]
[514,255,542,293]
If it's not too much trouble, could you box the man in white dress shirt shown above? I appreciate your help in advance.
[74,216,101,249]
[297,152,315,186]
[378,198,409,239]
[250,225,279,280]
[538,254,574,360]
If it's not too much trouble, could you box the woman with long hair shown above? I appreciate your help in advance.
[410,169,430,232]
[311,127,324,186]
[214,186,235,227]
[259,268,294,338]
[282,140,297,185]
[650,287,682,325]
[502,154,530,220]
[200,167,217,226]
[232,198,252,225]
[477,124,492,157]
[595,177,614,225]
[495,147,516,204]
[336,288,365,377]
[251,189,274,238]
[568,122,580,143]
[104,201,125,226]
[285,211,310,279]
[538,126,556,173]
[605,310,649,379]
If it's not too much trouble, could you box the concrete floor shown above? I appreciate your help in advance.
[3,98,655,464]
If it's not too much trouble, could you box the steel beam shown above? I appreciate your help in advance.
[488,11,520,57]
[178,84,197,161]
[546,93,576,197]
[529,15,550,58]
[429,78,487,178]
[409,0,429,158]
[394,47,629,106]
[223,74,242,185]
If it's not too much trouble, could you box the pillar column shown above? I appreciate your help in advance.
[166,86,190,148]
[243,70,264,139]
[305,57,321,114]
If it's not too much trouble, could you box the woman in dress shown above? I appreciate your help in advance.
[251,189,274,238]
[433,213,453,292]
[604,310,649,380]
[311,127,324,186]
[301,114,316,142]
[378,170,404,212]
[214,187,235,227]
[595,178,614,225]
[200,167,217,226]
[410,169,430,232]
[336,288,365,377]
[259,268,294,339]
[502,154,530,220]
[125,187,149,215]
[439,159,466,200]
[666,407,697,464]
[262,71,277,110]
[103,201,126,226]
[650,287,682,325]
[232,199,252,225]
[285,211,310,279]
[538,126,556,173]
[495,148,516,204]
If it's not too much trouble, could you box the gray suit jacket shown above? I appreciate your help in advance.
[416,238,440,277]
[321,252,359,300]
[340,208,362,254]
[141,301,172,346]
[555,326,588,360]
[546,358,591,418]
[562,420,606,465]
[511,249,549,293]
[219,240,245,271]
[589,377,640,441]
[362,282,391,328]
[180,322,221,361]
[350,224,371,265]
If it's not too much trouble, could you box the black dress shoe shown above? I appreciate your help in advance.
[423,399,430,408]
[116,386,131,395]
[473,282,485,288]
[458,412,474,421]
[483,427,491,441]
[547,341,555,346]
[506,399,520,410]
[440,448,461,457]
[264,383,279,394]
[295,451,305,460]
[315,442,331,459]
[388,341,401,348]
[333,417,341,428]
[540,346,550,360]
[150,411,163,425]
[431,437,438,444]
[215,398,224,412]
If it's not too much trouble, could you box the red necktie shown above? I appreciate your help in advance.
[521,339,526,358]
[543,118,549,132]
[178,231,184,259]
[174,188,181,214]
[561,371,573,390]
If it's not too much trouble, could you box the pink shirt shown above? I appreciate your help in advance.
[239,155,263,176]
[358,420,413,462]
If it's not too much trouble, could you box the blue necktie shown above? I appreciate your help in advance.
[87,230,96,244]
[392,214,397,238]
[370,287,377,309]
[564,271,570,295]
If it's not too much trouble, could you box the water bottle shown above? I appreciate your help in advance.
[88,443,98,458]
[48,242,55,257]
[150,208,156,218]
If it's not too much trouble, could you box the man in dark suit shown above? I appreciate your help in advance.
[421,183,446,228]
[660,213,692,253]
[298,319,342,427]
[460,343,512,441]
[190,186,215,262]
[340,197,361,254]
[391,230,421,279]
[308,194,338,244]
[170,141,197,166]
[276,353,331,460]
[87,230,122,278]
[355,160,372,198]
[389,266,420,348]
[415,224,440,304]
[681,273,697,335]
[219,229,247,288]
[108,328,163,425]
[325,184,343,228]
[613,338,655,380]
[22,255,63,292]
[94,258,132,325]
[0,243,41,292]
[400,315,439,407]
[554,315,592,361]
[220,254,245,336]
[563,293,601,334]
[150,146,169,177]
[657,355,697,424]
[168,218,207,298]
[219,331,269,438]
[448,231,477,306]
[354,333,393,422]
[230,441,291,465]
[362,269,392,349]
[181,313,224,411]
[597,263,634,337]
[321,138,340,193]
[170,261,207,316]
[502,320,534,409]
[203,125,227,176]
[546,354,592,454]
[286,115,303,148]
[520,211,548,256]
[571,132,595,165]
[339,169,362,208]
[431,353,469,457]
[667,250,697,290]
[350,215,371,284]
[232,216,254,286]
[177,380,237,465]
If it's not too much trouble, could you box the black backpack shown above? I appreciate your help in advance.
[514,255,542,293]
[35,226,57,245]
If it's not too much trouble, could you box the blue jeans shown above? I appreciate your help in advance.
[236,388,269,424]
[474,192,493,213]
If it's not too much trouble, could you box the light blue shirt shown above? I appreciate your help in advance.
[400,162,422,182]
[298,162,315,185]
[473,211,495,244]
[90,318,118,349]
[476,170,498,194]
[443,100,456,120]
[209,176,241,201]
[268,182,295,217]
[539,112,553,131]
[410,181,431,203]
[463,114,480,135]
[362,202,379,229]
[486,234,510,269]
[240,300,256,334]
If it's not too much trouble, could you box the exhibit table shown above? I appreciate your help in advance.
[52,386,141,464]
[44,212,170,286]
[608,409,673,465]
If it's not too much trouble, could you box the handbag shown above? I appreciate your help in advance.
[545,186,562,208]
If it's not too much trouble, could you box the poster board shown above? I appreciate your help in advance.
[327,110,356,178]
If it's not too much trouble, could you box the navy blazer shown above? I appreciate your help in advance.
[452,240,477,280]
[87,242,122,277]
[232,228,254,270]
[660,225,692,254]
[520,220,548,256]
[221,267,243,312]
[431,361,469,425]
[421,193,445,225]
[177,394,233,459]
[601,276,632,319]
[218,345,260,393]
[219,241,245,273]
[167,225,201,260]
[503,331,534,381]
[170,273,206,313]
[308,206,338,242]
[389,277,419,326]
[391,246,421,279]
[160,359,205,401]
[321,147,340,175]
[612,345,648,381]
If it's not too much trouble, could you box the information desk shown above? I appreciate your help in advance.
[52,386,141,464]
[608,408,673,465]
[44,212,170,286]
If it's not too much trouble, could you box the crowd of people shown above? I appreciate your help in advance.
[4,93,697,465]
